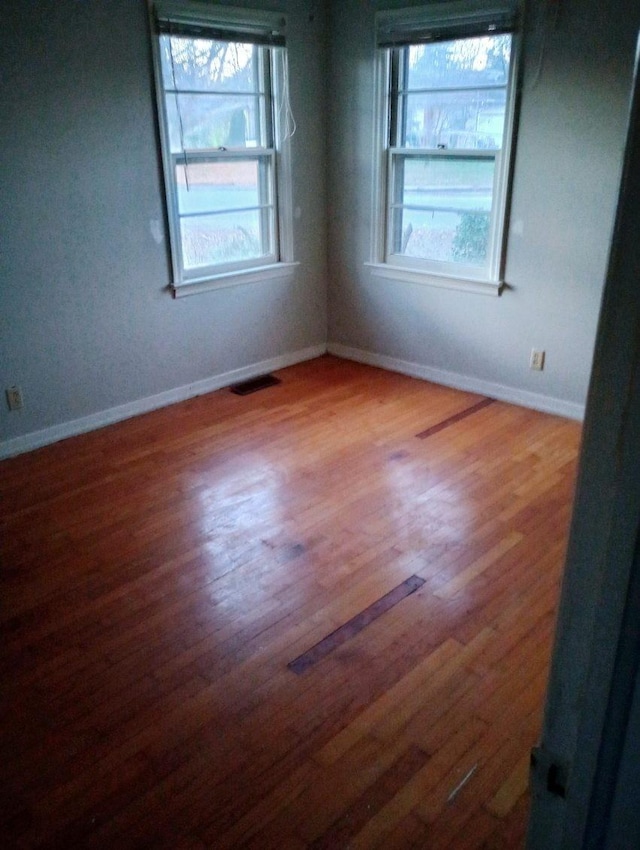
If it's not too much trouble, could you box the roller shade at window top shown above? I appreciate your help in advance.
[376,0,519,47]
[154,1,286,46]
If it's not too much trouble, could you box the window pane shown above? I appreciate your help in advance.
[401,89,507,149]
[405,36,511,90]
[176,160,263,215]
[390,155,495,266]
[160,36,260,94]
[166,93,263,152]
[180,209,272,269]
[153,27,283,284]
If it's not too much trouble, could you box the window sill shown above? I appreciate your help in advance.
[365,263,504,296]
[172,262,299,299]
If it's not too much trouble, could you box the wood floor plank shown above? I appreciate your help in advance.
[346,717,489,849]
[486,752,531,818]
[288,575,425,674]
[433,531,524,599]
[0,355,582,849]
[415,397,495,439]
[414,714,541,850]
[315,638,462,766]
[214,760,322,850]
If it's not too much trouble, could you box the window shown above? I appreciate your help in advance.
[370,2,519,295]
[150,2,295,296]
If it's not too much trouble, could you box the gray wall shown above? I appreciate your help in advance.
[326,0,639,412]
[0,0,327,447]
[2,0,639,453]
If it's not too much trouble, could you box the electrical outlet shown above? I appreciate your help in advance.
[530,349,545,371]
[6,386,23,411]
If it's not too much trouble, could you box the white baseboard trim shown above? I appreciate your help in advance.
[0,344,327,460]
[328,342,585,421]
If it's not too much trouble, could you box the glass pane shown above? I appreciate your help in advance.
[401,89,507,149]
[390,155,495,266]
[405,36,511,90]
[180,209,272,269]
[166,93,263,152]
[176,160,262,215]
[160,36,260,94]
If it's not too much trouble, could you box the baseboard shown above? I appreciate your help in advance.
[1,341,584,459]
[0,344,327,459]
[328,342,585,421]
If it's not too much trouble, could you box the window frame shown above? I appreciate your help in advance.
[367,5,520,296]
[149,2,297,298]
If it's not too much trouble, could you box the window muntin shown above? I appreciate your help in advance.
[385,33,514,282]
[156,33,279,283]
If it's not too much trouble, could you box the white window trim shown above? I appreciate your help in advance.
[171,261,299,298]
[149,3,296,297]
[369,4,520,296]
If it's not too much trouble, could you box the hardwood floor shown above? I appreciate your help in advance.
[0,355,582,849]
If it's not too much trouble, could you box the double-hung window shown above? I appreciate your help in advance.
[372,1,520,294]
[150,2,295,296]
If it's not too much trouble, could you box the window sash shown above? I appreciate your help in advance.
[152,21,284,286]
[380,29,517,285]
[170,150,279,280]
[390,41,511,150]
[160,38,272,152]
[385,149,501,278]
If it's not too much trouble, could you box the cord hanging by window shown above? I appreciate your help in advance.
[278,54,296,142]
[168,25,191,191]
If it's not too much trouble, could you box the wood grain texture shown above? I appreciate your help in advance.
[415,397,495,439]
[0,355,581,848]
[289,575,425,674]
